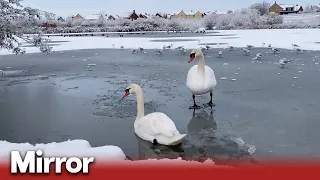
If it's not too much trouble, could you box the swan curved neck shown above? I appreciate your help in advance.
[135,89,145,121]
[197,53,205,74]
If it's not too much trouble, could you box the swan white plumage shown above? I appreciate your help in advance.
[186,49,217,109]
[122,84,187,146]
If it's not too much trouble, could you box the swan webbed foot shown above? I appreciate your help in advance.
[204,101,216,108]
[189,104,202,109]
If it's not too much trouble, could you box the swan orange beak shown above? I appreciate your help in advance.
[189,53,195,63]
[122,91,129,99]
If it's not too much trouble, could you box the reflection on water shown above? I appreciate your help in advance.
[134,109,256,164]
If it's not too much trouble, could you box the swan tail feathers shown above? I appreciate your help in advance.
[167,134,187,146]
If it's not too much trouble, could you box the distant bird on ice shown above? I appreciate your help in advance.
[155,49,163,55]
[247,45,254,50]
[295,48,303,54]
[218,51,222,58]
[292,44,300,48]
[163,44,174,49]
[205,45,211,50]
[179,47,187,54]
[175,46,184,50]
[242,48,250,56]
[120,45,124,50]
[279,58,291,68]
[228,46,235,51]
[131,49,138,54]
[268,44,272,48]
[253,53,263,60]
[138,47,144,52]
[271,48,280,54]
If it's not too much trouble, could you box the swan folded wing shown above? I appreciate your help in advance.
[142,112,178,137]
[204,66,217,89]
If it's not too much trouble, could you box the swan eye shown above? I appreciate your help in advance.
[125,88,130,93]
[190,53,195,58]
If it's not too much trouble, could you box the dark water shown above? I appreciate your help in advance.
[1,47,320,165]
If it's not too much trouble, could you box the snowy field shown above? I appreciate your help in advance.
[283,13,320,25]
[1,29,320,56]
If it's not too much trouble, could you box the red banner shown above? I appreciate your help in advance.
[1,162,320,180]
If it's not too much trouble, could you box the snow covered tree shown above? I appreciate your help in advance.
[250,1,270,16]
[262,12,283,25]
[216,14,232,28]
[203,13,218,30]
[227,10,233,14]
[0,0,52,54]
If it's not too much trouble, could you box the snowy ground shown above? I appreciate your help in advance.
[1,29,320,165]
[1,29,320,56]
[282,13,320,25]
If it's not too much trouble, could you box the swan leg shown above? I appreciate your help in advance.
[204,92,216,108]
[189,95,201,109]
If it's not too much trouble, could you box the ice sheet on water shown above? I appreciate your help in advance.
[231,137,256,155]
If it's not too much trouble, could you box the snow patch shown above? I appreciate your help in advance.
[0,140,126,161]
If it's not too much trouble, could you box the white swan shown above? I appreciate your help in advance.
[186,49,217,109]
[122,84,187,146]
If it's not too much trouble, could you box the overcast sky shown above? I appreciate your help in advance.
[22,0,319,17]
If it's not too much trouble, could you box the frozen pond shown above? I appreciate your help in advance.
[1,47,320,165]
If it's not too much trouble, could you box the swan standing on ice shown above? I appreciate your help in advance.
[122,84,187,146]
[186,49,217,109]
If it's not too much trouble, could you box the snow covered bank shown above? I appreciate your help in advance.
[0,140,220,166]
[2,29,320,55]
[0,140,126,162]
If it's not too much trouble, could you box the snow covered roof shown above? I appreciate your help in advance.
[279,4,301,11]
[116,12,134,18]
[85,14,102,20]
[212,10,227,14]
[184,11,196,15]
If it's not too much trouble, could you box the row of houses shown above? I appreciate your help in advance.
[68,10,210,22]
[57,2,310,23]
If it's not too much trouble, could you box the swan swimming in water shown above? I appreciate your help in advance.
[186,49,217,109]
[122,84,187,146]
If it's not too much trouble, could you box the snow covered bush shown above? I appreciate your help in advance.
[250,1,270,16]
[229,9,262,27]
[203,13,218,30]
[262,12,283,25]
[0,0,51,54]
[215,14,233,28]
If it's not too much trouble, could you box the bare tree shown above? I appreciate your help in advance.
[0,0,52,55]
